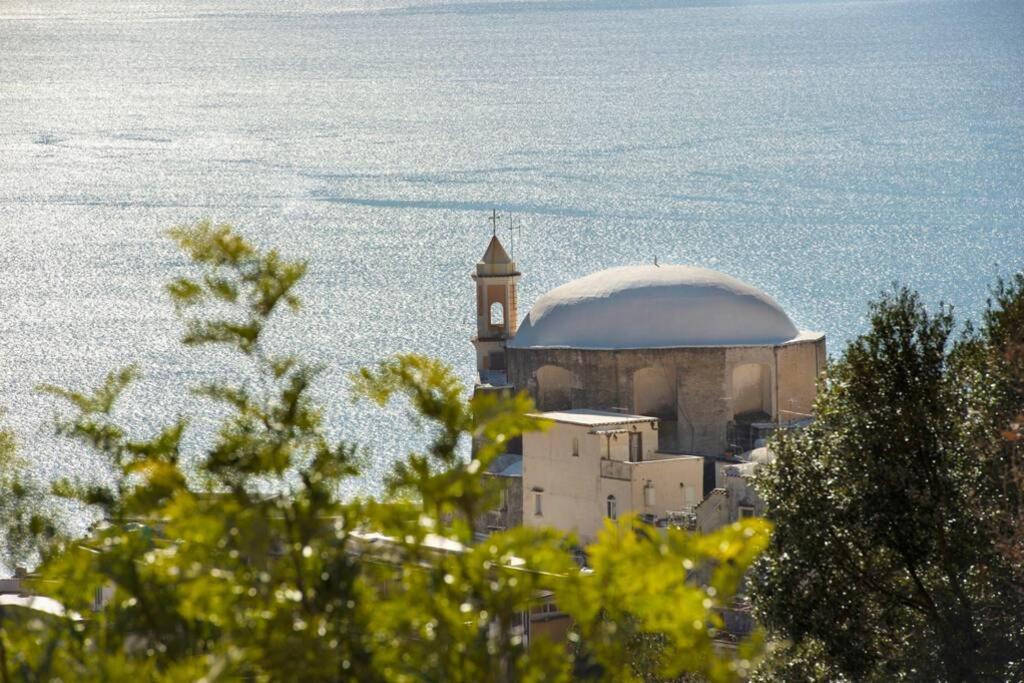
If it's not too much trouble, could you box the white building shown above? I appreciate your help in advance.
[521,409,703,543]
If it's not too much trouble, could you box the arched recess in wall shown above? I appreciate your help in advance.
[732,363,769,418]
[634,366,677,451]
[632,367,675,418]
[536,365,574,411]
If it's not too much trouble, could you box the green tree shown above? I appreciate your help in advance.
[979,274,1024,583]
[751,284,1024,682]
[0,222,769,683]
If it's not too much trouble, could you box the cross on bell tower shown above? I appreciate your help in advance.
[489,208,500,236]
[471,211,521,384]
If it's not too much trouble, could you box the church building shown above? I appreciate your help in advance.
[471,232,825,541]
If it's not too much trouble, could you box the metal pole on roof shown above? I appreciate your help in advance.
[508,215,523,263]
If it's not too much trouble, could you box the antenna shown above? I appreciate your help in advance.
[508,215,523,262]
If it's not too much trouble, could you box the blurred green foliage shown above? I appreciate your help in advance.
[0,221,768,683]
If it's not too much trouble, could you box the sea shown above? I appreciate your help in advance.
[1,0,1022,503]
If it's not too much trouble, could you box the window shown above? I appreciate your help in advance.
[533,601,563,618]
[534,492,543,517]
[644,481,656,507]
[572,437,579,457]
[738,505,755,519]
[606,495,617,520]
[490,301,504,327]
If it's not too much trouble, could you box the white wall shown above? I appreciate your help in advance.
[523,423,604,540]
[523,421,701,543]
[626,456,704,517]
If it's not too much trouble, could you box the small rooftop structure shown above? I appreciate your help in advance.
[743,446,775,466]
[478,369,510,388]
[531,408,658,428]
[489,453,523,477]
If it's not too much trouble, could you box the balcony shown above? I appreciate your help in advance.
[600,453,704,482]
[599,458,631,481]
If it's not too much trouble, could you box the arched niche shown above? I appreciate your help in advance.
[633,366,676,451]
[632,367,674,418]
[732,363,769,418]
[536,365,574,411]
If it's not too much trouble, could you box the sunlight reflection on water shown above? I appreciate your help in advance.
[0,0,1021,502]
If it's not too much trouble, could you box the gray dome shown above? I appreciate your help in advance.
[509,265,800,350]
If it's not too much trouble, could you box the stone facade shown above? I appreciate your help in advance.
[506,337,825,457]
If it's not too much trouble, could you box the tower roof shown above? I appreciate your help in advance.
[481,235,512,265]
[475,235,519,278]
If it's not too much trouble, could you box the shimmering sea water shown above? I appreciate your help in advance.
[1,0,1022,498]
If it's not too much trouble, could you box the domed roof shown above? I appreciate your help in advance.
[509,265,802,350]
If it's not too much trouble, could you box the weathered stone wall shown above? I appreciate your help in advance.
[507,337,824,457]
[507,347,733,456]
[673,349,730,455]
[776,337,826,421]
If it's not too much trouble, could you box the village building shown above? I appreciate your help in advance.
[520,409,704,544]
[695,447,774,534]
[470,233,824,540]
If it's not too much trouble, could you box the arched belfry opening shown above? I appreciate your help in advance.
[536,365,574,411]
[489,301,504,328]
[633,367,677,451]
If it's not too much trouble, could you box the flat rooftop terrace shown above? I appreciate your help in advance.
[530,409,657,427]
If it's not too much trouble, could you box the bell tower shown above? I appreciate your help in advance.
[471,231,520,384]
